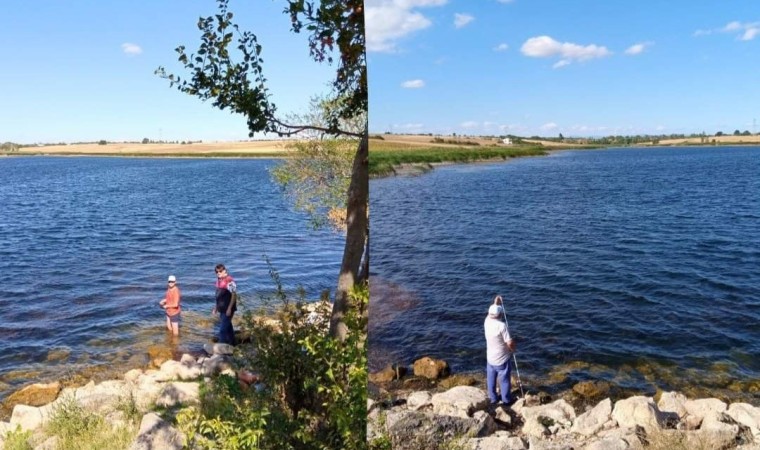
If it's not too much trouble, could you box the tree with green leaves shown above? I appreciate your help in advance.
[156,0,367,341]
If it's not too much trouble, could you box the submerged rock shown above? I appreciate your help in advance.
[413,356,450,380]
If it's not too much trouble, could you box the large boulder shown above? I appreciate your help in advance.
[5,382,61,408]
[432,386,489,418]
[369,364,406,383]
[413,357,450,380]
[406,391,433,411]
[726,402,760,441]
[683,398,727,423]
[468,434,527,450]
[10,404,44,431]
[520,399,576,438]
[155,382,200,408]
[611,396,663,432]
[70,380,131,413]
[203,343,234,356]
[130,413,184,450]
[385,410,493,450]
[697,411,740,447]
[571,398,612,437]
[657,391,688,418]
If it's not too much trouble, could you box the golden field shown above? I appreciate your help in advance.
[656,134,760,146]
[12,140,293,156]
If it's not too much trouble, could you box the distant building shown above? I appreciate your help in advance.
[502,137,512,145]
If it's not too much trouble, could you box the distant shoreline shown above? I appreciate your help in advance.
[369,139,760,178]
[0,140,292,158]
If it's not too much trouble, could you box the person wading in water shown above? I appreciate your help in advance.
[212,264,237,344]
[159,275,181,336]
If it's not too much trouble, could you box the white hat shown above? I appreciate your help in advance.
[168,275,177,282]
[488,304,503,317]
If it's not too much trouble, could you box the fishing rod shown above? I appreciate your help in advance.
[494,295,525,399]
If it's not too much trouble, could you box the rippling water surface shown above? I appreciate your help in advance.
[0,157,342,400]
[370,146,760,401]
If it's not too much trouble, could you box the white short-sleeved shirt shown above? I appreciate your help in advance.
[484,316,512,366]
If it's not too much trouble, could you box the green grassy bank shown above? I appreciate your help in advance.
[368,144,549,177]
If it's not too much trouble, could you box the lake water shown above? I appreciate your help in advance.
[370,146,760,402]
[0,157,343,402]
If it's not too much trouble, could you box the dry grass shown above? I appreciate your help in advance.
[13,140,293,156]
[371,134,504,149]
[657,135,760,146]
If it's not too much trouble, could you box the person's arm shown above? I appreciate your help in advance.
[502,324,516,352]
[225,279,237,317]
[226,292,237,317]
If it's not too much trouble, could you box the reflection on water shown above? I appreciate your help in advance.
[370,146,760,403]
[0,157,343,402]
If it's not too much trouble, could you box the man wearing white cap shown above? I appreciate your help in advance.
[159,275,182,336]
[485,295,516,404]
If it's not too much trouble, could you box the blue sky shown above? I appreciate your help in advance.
[0,1,335,143]
[366,0,760,137]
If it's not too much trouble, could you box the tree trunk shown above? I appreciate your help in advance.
[329,130,368,340]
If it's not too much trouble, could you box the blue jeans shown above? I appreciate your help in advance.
[486,359,512,404]
[219,312,235,344]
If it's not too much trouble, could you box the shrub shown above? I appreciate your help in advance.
[2,426,32,450]
[44,396,136,450]
[178,267,367,450]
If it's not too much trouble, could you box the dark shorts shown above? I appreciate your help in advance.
[167,313,181,323]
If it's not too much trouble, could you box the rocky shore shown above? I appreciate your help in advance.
[369,357,760,449]
[0,343,247,450]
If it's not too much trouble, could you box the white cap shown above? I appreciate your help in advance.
[168,275,177,282]
[488,304,503,317]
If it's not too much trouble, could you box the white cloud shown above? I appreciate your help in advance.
[460,121,479,128]
[454,13,474,29]
[723,21,743,32]
[365,0,448,53]
[624,42,652,55]
[540,122,558,131]
[401,79,425,88]
[694,21,760,41]
[741,27,760,41]
[496,0,514,3]
[121,43,142,56]
[493,43,509,52]
[394,123,425,130]
[521,35,611,67]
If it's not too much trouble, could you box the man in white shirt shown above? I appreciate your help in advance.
[484,296,516,404]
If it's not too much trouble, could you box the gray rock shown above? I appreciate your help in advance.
[572,398,612,437]
[203,343,234,356]
[493,405,512,426]
[583,436,630,450]
[468,435,527,450]
[521,399,576,438]
[155,382,200,408]
[10,404,43,431]
[407,391,433,411]
[432,386,489,418]
[124,369,143,383]
[657,391,688,418]
[683,398,727,423]
[726,402,760,440]
[130,413,185,450]
[386,410,493,450]
[473,410,497,436]
[202,354,234,377]
[611,396,663,432]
